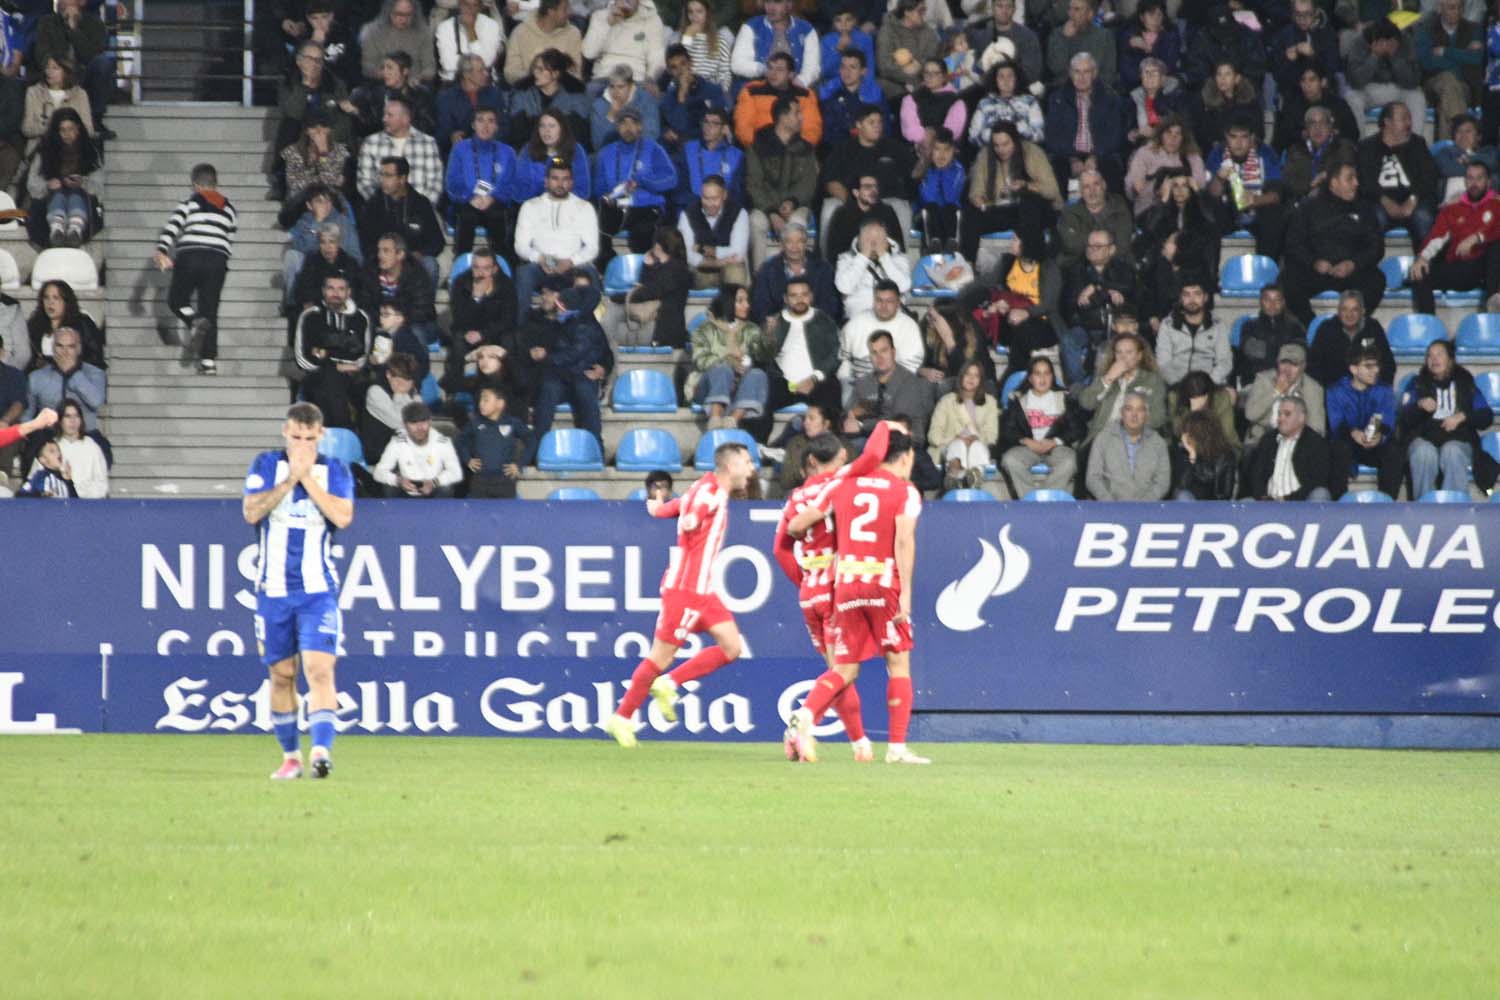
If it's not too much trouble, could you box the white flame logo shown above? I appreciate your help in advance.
[934,526,1031,632]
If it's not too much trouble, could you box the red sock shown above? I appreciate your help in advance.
[802,669,847,720]
[668,646,732,685]
[831,684,865,742]
[615,660,661,719]
[887,676,914,743]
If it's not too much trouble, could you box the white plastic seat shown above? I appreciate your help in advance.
[30,248,98,292]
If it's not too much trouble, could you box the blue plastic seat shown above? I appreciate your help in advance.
[1455,313,1500,362]
[448,252,472,287]
[419,373,442,406]
[1482,433,1500,464]
[981,229,1015,241]
[1307,313,1332,342]
[1230,314,1249,349]
[776,402,808,415]
[1419,490,1472,503]
[942,489,997,501]
[317,426,365,467]
[1001,370,1026,399]
[687,311,709,334]
[548,487,601,500]
[1475,371,1500,409]
[911,255,961,298]
[536,428,604,471]
[627,487,649,500]
[615,428,683,472]
[1219,254,1278,297]
[1022,488,1074,502]
[1430,139,1455,157]
[1339,490,1393,503]
[603,253,644,297]
[694,427,760,470]
[1379,256,1414,299]
[1396,373,1416,406]
[1385,313,1447,360]
[1226,228,1253,239]
[611,369,677,412]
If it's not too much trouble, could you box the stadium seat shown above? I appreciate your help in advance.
[1001,370,1025,399]
[0,190,19,231]
[30,247,97,291]
[1307,313,1332,341]
[611,369,677,412]
[1455,314,1500,362]
[1339,490,1393,503]
[603,253,644,297]
[1482,433,1500,464]
[0,247,19,290]
[694,427,759,470]
[1475,371,1500,409]
[776,402,808,415]
[942,489,997,501]
[1385,313,1446,360]
[980,229,1015,241]
[615,428,683,472]
[1230,314,1249,349]
[419,373,442,406]
[1419,490,1472,503]
[448,253,471,287]
[627,487,649,500]
[1429,139,1455,157]
[1022,488,1074,502]
[1440,287,1483,308]
[911,255,961,298]
[548,487,601,500]
[317,427,365,467]
[1225,228,1253,240]
[1379,256,1413,299]
[1219,254,1277,297]
[616,344,675,355]
[536,428,604,471]
[1396,373,1416,406]
[687,311,708,334]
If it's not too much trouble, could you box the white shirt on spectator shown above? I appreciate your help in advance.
[730,20,821,88]
[776,309,817,385]
[436,13,505,80]
[677,207,749,269]
[373,429,464,490]
[1269,431,1302,500]
[57,435,107,498]
[514,192,599,266]
[834,243,912,318]
[837,310,923,388]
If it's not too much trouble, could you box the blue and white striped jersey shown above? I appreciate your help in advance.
[244,451,354,598]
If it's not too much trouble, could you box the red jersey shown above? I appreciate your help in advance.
[1420,189,1500,264]
[656,472,730,596]
[777,471,839,601]
[815,468,922,596]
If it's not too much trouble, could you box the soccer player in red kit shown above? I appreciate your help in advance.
[772,424,892,763]
[602,440,758,747]
[785,429,929,764]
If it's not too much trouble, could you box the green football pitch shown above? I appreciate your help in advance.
[2,736,1497,999]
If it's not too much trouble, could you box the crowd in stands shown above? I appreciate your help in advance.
[249,0,1500,502]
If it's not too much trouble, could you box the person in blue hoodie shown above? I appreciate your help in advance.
[671,106,744,216]
[819,7,876,88]
[818,46,886,152]
[510,110,592,203]
[592,107,678,266]
[445,104,518,255]
[916,128,966,255]
[458,385,534,498]
[660,44,727,148]
[1325,346,1402,499]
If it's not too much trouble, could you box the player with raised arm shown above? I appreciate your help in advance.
[785,426,928,764]
[0,407,58,449]
[242,403,356,780]
[602,440,758,747]
[772,423,892,763]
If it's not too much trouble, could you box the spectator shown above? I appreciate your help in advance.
[1124,115,1204,219]
[582,0,666,92]
[437,0,504,82]
[1135,171,1221,328]
[999,355,1083,495]
[1057,167,1130,271]
[843,330,938,468]
[900,58,966,160]
[827,173,906,264]
[1181,4,1264,94]
[965,0,1042,86]
[1085,389,1171,500]
[531,279,612,452]
[370,300,430,383]
[1435,114,1500,198]
[33,107,97,248]
[1079,332,1167,444]
[1203,116,1287,262]
[1192,59,1261,153]
[1282,162,1385,326]
[509,50,591,145]
[915,128,965,255]
[445,249,516,382]
[1356,101,1438,246]
[283,195,361,309]
[751,274,841,439]
[734,51,822,149]
[745,95,819,271]
[1401,339,1494,500]
[278,110,352,227]
[446,106,517,256]
[672,105,743,210]
[459,385,534,498]
[961,120,1059,263]
[1411,160,1500,313]
[18,438,75,498]
[1043,52,1125,195]
[358,155,445,273]
[972,227,1060,380]
[733,0,820,90]
[928,360,998,491]
[1483,18,1500,148]
[27,325,104,433]
[691,283,770,430]
[875,0,939,100]
[834,218,912,317]
[1044,0,1116,87]
[286,0,362,89]
[775,401,832,492]
[503,0,584,87]
[1060,227,1138,386]
[591,64,661,150]
[819,47,885,151]
[1415,0,1484,143]
[0,46,22,193]
[22,55,93,159]
[670,0,734,94]
[362,233,439,345]
[838,279,922,395]
[1234,284,1306,389]
[967,58,1044,147]
[1270,62,1359,153]
[361,351,421,463]
[360,0,437,84]
[1172,407,1236,500]
[1242,341,1326,449]
[618,225,692,348]
[1280,105,1357,202]
[750,221,839,324]
[1125,57,1190,147]
[436,54,503,155]
[0,291,24,374]
[1326,346,1403,500]
[820,7,877,95]
[513,160,600,321]
[1307,289,1396,388]
[1155,280,1231,387]
[290,223,366,317]
[373,401,464,497]
[592,106,677,261]
[294,274,373,428]
[678,174,749,288]
[0,332,26,481]
[512,109,592,202]
[661,44,727,147]
[1117,0,1179,92]
[350,49,436,139]
[356,96,443,203]
[919,298,996,392]
[1167,369,1238,457]
[32,0,111,137]
[818,103,915,250]
[1344,18,1426,127]
[154,163,236,377]
[1268,0,1339,98]
[275,41,356,155]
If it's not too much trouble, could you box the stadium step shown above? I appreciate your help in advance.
[109,383,287,405]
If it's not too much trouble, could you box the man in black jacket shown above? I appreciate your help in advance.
[361,233,438,345]
[825,174,905,261]
[530,279,613,454]
[817,105,914,254]
[1234,284,1307,388]
[355,156,445,279]
[443,249,517,389]
[293,273,373,428]
[1306,289,1397,388]
[349,49,435,139]
[1243,396,1333,501]
[1355,101,1438,247]
[1281,161,1386,325]
[1059,227,1139,386]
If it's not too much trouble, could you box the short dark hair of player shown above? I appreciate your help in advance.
[380,155,411,178]
[287,402,324,427]
[1348,345,1383,368]
[771,94,799,124]
[191,163,218,187]
[714,441,750,469]
[867,329,894,350]
[808,432,844,466]
[840,46,867,69]
[384,49,413,72]
[883,430,915,462]
[767,52,795,73]
[644,469,674,492]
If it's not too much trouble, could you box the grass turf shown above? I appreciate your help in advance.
[1,736,1497,999]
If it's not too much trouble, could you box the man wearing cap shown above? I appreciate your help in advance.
[592,105,677,263]
[372,401,465,498]
[514,159,600,324]
[530,279,614,454]
[1241,341,1326,450]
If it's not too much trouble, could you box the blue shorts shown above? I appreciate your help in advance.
[254,590,342,666]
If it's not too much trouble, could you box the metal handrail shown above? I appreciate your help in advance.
[123,0,261,106]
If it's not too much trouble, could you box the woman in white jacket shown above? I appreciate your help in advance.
[54,398,107,498]
[928,361,999,491]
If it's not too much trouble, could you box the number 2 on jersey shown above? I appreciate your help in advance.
[849,492,880,542]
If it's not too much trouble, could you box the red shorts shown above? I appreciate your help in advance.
[654,588,734,645]
[831,589,912,664]
[799,589,835,655]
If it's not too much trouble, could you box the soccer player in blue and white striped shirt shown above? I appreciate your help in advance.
[243,403,355,780]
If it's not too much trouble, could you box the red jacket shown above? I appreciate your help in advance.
[1419,189,1500,264]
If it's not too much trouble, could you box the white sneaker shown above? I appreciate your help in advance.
[648,674,679,723]
[793,707,818,763]
[601,713,638,747]
[885,745,931,765]
[851,737,874,763]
